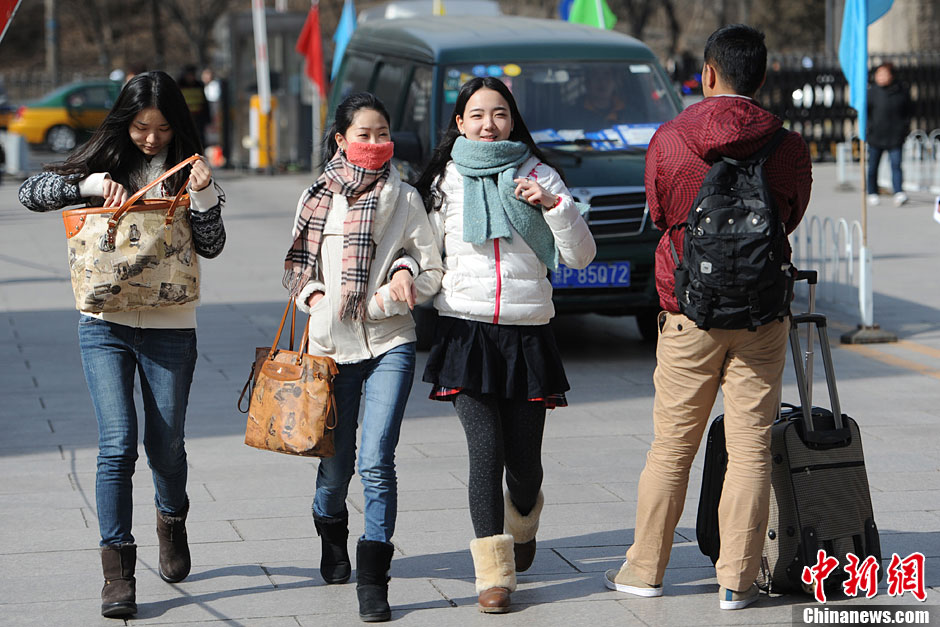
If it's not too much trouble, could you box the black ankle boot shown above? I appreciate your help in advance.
[100,543,137,618]
[314,513,351,584]
[356,540,394,622]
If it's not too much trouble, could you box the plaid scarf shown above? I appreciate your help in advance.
[284,151,389,320]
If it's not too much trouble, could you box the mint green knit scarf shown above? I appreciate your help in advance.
[451,136,559,270]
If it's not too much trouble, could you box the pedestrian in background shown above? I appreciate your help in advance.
[284,92,442,622]
[867,62,913,207]
[18,71,225,618]
[413,76,595,614]
[177,65,210,148]
[604,24,811,610]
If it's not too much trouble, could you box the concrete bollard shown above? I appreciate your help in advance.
[835,142,853,191]
[0,131,30,178]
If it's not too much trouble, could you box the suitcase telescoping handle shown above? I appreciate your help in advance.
[788,311,845,436]
[795,270,817,407]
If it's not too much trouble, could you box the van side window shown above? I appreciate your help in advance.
[338,55,375,102]
[372,62,407,124]
[400,66,432,150]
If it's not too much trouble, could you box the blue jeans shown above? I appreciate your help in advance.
[867,145,903,194]
[312,342,416,543]
[78,316,196,546]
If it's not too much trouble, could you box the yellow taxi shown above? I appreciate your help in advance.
[9,79,121,152]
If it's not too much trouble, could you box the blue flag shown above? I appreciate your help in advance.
[838,0,894,142]
[332,0,357,79]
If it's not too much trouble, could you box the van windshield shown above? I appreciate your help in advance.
[441,61,680,152]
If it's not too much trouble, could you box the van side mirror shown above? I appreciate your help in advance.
[391,131,423,165]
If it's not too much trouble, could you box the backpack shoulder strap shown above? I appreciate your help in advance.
[748,127,789,164]
[720,127,789,168]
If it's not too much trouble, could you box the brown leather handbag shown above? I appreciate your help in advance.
[61,155,202,313]
[238,299,338,457]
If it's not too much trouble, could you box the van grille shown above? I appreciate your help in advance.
[580,192,648,238]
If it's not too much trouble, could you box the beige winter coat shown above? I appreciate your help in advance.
[293,166,443,364]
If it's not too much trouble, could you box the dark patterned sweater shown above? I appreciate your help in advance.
[18,171,226,259]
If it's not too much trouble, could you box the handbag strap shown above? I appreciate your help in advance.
[104,154,203,246]
[269,298,314,366]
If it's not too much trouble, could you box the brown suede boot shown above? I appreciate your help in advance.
[469,534,516,614]
[156,502,191,583]
[100,543,137,618]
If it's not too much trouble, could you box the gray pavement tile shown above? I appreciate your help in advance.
[229,516,315,543]
[127,575,448,624]
[138,619,302,627]
[188,538,337,568]
[184,495,323,523]
[0,599,118,627]
[0,471,72,495]
[877,531,940,559]
[871,510,940,534]
[869,472,940,493]
[0,506,87,531]
[872,490,940,513]
[0,547,100,577]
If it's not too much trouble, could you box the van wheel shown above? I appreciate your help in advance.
[47,125,77,153]
[635,311,659,343]
[414,306,438,351]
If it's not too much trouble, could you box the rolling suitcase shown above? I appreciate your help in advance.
[695,271,882,594]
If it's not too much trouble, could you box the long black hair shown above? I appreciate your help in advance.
[412,76,560,212]
[321,92,391,168]
[49,71,203,194]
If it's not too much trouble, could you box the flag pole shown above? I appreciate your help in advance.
[839,0,895,344]
[311,0,321,175]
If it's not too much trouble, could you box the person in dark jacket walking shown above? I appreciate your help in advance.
[867,62,913,206]
[603,24,812,611]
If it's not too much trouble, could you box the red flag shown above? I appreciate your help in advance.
[0,0,23,43]
[296,2,327,98]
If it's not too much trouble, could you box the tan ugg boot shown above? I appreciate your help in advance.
[469,534,516,613]
[503,491,543,572]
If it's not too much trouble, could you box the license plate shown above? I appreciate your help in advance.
[551,261,631,288]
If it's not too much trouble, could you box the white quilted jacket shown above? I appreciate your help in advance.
[428,157,596,326]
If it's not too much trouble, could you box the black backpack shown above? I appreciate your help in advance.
[671,128,794,330]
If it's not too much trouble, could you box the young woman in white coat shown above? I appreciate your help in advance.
[413,77,596,613]
[284,92,442,622]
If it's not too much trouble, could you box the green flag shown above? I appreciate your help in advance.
[567,0,616,29]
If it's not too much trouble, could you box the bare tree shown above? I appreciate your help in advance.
[64,0,130,71]
[161,0,237,69]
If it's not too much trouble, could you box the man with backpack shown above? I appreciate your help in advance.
[604,24,812,610]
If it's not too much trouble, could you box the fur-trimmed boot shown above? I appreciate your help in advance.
[313,513,351,584]
[469,534,516,613]
[504,491,543,572]
[100,543,137,618]
[356,539,394,622]
[156,502,191,583]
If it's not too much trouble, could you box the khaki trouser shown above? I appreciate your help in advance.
[626,312,788,592]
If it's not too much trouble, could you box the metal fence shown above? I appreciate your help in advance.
[762,52,940,161]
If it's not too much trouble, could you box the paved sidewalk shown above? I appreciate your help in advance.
[0,164,937,626]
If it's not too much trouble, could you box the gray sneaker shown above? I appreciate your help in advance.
[604,562,663,597]
[718,584,759,610]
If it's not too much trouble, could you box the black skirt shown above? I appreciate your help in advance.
[422,316,570,404]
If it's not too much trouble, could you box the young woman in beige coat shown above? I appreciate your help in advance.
[284,92,442,622]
